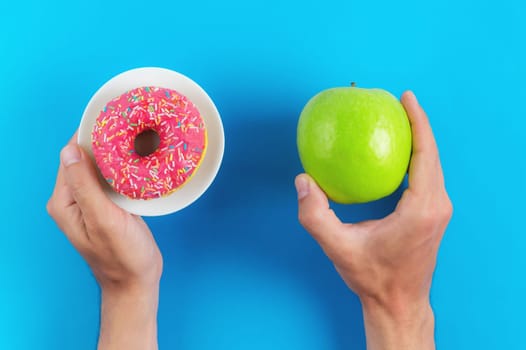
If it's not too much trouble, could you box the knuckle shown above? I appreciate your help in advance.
[441,197,453,222]
[70,184,86,202]
[412,206,439,232]
[46,198,56,217]
[46,197,70,231]
[411,197,453,232]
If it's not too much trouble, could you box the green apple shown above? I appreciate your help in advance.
[297,86,412,204]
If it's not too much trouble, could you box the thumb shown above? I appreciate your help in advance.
[295,174,345,249]
[60,144,111,219]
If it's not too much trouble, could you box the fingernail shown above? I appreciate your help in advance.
[61,145,81,167]
[295,175,310,200]
[407,90,418,103]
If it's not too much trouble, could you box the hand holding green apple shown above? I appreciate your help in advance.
[295,91,452,350]
[297,84,412,203]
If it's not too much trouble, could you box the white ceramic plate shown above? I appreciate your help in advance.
[78,67,224,216]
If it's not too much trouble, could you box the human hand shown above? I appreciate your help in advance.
[295,91,452,350]
[47,133,162,350]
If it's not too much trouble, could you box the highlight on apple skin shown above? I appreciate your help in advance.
[297,86,412,204]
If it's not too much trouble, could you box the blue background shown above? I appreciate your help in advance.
[1,0,524,349]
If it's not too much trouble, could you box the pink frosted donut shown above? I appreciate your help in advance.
[91,86,207,200]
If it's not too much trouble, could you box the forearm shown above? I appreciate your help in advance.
[98,285,159,350]
[361,297,435,350]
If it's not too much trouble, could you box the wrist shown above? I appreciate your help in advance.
[360,296,435,350]
[94,260,163,295]
[98,284,159,350]
[100,283,160,325]
[101,279,160,300]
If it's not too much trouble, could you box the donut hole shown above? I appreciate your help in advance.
[134,129,160,157]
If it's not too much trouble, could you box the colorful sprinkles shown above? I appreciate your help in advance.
[91,86,207,200]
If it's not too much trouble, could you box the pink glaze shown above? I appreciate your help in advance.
[91,86,207,200]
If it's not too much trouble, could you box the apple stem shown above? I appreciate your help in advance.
[351,82,357,87]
